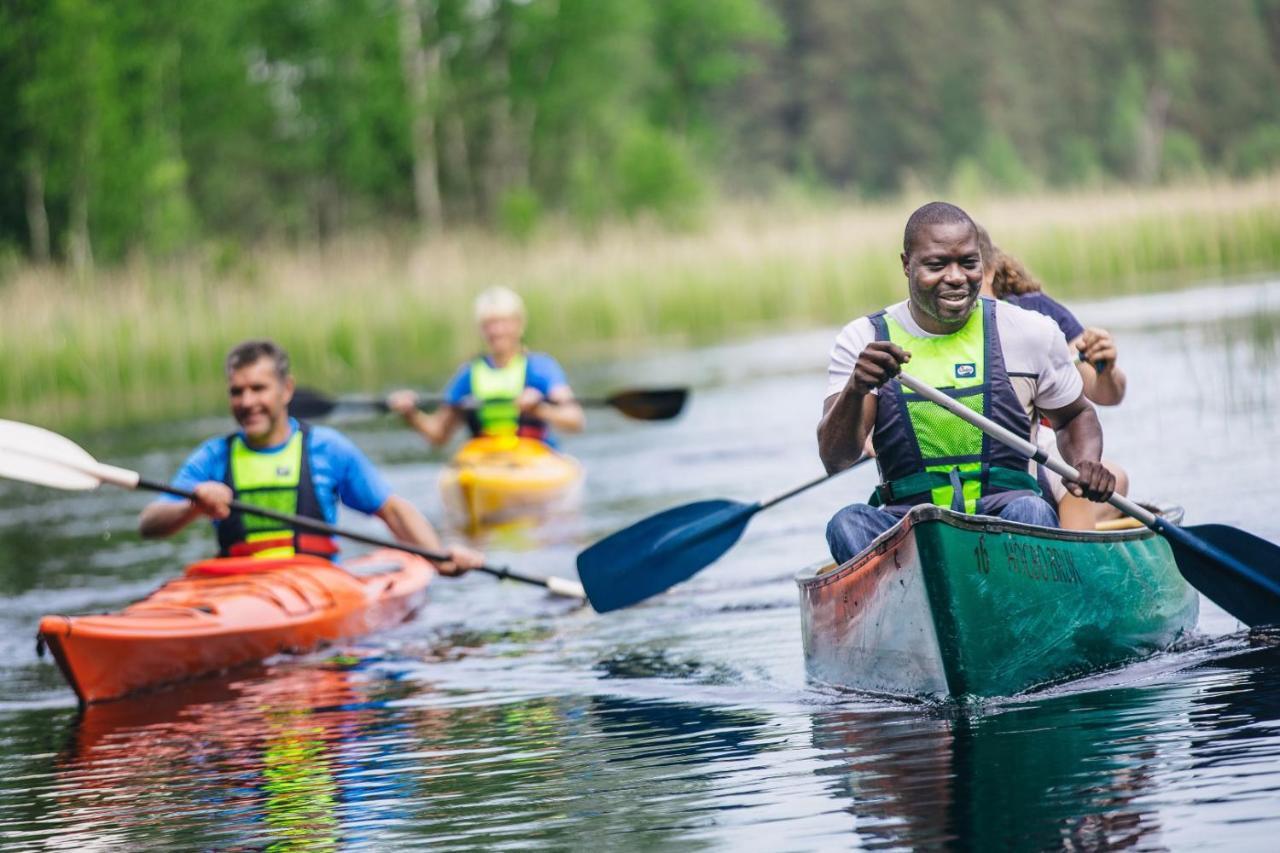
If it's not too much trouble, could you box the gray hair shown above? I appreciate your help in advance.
[225,339,290,380]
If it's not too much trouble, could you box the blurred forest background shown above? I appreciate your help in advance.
[2,0,1280,427]
[3,0,1279,262]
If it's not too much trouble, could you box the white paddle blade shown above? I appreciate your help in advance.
[0,419,104,491]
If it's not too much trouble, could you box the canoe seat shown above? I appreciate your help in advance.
[185,555,333,577]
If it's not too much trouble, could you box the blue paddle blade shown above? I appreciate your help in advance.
[577,499,760,613]
[1157,520,1280,627]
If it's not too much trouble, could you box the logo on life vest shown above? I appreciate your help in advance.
[955,363,976,379]
[276,466,292,478]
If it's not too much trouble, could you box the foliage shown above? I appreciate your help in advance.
[3,177,1279,429]
[3,1,1279,264]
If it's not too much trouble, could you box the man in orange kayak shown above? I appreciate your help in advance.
[387,286,585,448]
[138,339,483,574]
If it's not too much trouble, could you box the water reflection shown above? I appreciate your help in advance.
[808,634,1280,850]
[48,659,417,849]
[812,695,1167,849]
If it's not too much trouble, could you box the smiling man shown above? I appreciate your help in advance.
[138,339,482,574]
[817,202,1116,564]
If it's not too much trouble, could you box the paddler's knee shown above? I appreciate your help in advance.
[998,494,1061,529]
[826,503,899,564]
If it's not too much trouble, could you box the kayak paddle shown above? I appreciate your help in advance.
[289,386,688,422]
[0,420,586,600]
[577,459,871,612]
[896,371,1280,627]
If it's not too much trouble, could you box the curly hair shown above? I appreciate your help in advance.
[974,223,1044,298]
[989,249,1044,298]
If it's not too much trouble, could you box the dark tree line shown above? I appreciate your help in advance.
[1,0,1278,267]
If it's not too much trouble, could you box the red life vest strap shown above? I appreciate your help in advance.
[185,553,333,577]
[226,533,340,559]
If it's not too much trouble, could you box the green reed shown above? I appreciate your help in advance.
[5,177,1280,430]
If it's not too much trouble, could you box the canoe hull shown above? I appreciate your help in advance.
[38,549,433,704]
[439,436,583,528]
[797,506,1199,700]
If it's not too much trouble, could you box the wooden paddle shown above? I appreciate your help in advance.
[896,371,1280,627]
[289,386,688,422]
[0,420,586,600]
[576,458,872,612]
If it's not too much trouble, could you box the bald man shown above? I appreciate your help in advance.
[817,201,1116,564]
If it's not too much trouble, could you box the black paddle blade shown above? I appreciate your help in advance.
[604,388,688,421]
[288,387,340,419]
[1160,521,1280,627]
[577,499,757,613]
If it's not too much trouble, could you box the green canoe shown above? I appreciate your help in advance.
[796,505,1199,700]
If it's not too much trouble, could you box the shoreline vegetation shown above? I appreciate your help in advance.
[6,175,1280,430]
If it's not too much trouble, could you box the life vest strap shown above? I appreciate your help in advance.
[871,466,1041,509]
[227,533,339,559]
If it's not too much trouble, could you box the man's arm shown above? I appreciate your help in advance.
[138,482,233,538]
[817,341,907,474]
[374,495,483,576]
[1041,395,1116,501]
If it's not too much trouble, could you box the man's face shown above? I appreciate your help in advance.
[228,358,294,443]
[480,314,524,357]
[901,222,984,332]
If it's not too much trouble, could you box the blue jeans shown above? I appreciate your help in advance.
[825,495,1060,565]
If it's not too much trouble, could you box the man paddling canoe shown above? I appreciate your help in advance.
[388,286,585,448]
[818,202,1116,564]
[138,339,483,574]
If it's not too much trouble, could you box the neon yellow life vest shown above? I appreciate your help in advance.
[470,353,528,437]
[868,299,1040,514]
[217,425,334,558]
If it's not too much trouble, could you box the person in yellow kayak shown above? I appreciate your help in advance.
[975,225,1131,529]
[138,339,482,574]
[818,201,1116,564]
[387,286,585,447]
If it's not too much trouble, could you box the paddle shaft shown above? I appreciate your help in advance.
[897,370,1280,607]
[309,392,655,413]
[759,458,871,512]
[144,479,578,593]
[41,452,581,596]
[895,373,1155,522]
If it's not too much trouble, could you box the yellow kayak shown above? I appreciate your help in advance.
[439,436,583,528]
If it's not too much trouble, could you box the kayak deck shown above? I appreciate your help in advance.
[37,549,433,704]
[796,505,1199,700]
[439,435,583,528]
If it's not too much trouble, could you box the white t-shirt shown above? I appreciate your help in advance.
[825,299,1083,419]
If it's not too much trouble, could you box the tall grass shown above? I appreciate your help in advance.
[5,175,1280,429]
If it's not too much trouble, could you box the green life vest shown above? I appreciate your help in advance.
[868,299,1041,514]
[469,353,529,437]
[217,424,334,558]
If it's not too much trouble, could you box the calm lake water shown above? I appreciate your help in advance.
[4,279,1280,850]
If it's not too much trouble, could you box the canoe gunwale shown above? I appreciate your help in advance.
[796,503,1183,590]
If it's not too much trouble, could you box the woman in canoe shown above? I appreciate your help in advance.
[975,225,1130,529]
[388,286,585,447]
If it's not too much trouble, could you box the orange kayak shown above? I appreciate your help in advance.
[37,549,434,704]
